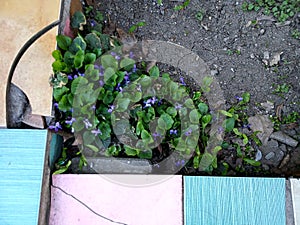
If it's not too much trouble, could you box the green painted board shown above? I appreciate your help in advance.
[0,129,47,225]
[184,176,285,225]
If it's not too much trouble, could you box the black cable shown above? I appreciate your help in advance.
[6,20,61,125]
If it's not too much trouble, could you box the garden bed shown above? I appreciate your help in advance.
[49,0,300,177]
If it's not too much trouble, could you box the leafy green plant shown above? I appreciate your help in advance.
[195,10,205,22]
[174,0,190,11]
[272,83,290,97]
[291,29,300,39]
[242,0,300,22]
[128,21,146,34]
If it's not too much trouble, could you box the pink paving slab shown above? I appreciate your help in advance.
[49,174,183,225]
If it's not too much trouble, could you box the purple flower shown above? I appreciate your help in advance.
[170,129,178,135]
[99,80,104,87]
[132,64,137,73]
[144,97,157,108]
[65,118,76,125]
[242,124,251,129]
[175,103,182,109]
[78,71,85,77]
[83,118,92,129]
[91,105,96,110]
[124,72,130,84]
[235,96,243,101]
[111,52,117,56]
[129,51,134,59]
[90,19,96,27]
[115,55,121,60]
[179,77,186,86]
[91,128,102,136]
[68,75,73,80]
[69,108,74,113]
[49,122,62,132]
[152,132,162,140]
[108,105,115,113]
[175,159,185,167]
[116,83,123,92]
[185,128,192,136]
[74,75,78,79]
[53,103,59,109]
[218,126,224,134]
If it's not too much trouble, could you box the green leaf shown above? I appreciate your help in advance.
[74,50,85,69]
[124,146,138,156]
[53,86,69,102]
[199,152,214,172]
[105,145,120,156]
[116,98,130,112]
[243,158,261,167]
[219,110,233,117]
[84,53,96,64]
[198,102,208,115]
[202,114,212,126]
[85,33,101,49]
[52,50,63,61]
[241,92,250,103]
[64,51,74,65]
[101,54,118,70]
[104,67,116,83]
[223,117,235,132]
[69,36,87,54]
[141,130,154,144]
[120,57,135,69]
[149,66,159,78]
[52,60,67,73]
[158,114,174,130]
[86,144,99,152]
[139,76,152,88]
[71,77,89,94]
[136,121,144,136]
[53,160,71,175]
[56,35,72,51]
[189,109,200,124]
[193,155,200,169]
[184,98,194,109]
[166,107,177,117]
[138,150,152,159]
[242,134,249,145]
[103,90,114,104]
[58,95,71,111]
[71,11,86,30]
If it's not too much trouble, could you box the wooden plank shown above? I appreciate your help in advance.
[291,179,300,225]
[0,129,47,225]
[184,176,286,225]
[50,175,183,225]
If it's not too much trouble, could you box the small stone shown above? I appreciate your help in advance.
[210,70,219,76]
[265,152,275,160]
[270,131,299,147]
[279,154,290,169]
[260,29,265,35]
[263,51,270,60]
[279,144,287,152]
[262,164,270,170]
[248,115,274,145]
[260,101,274,112]
[250,53,255,59]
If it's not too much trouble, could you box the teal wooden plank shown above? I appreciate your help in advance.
[184,177,285,225]
[0,129,47,225]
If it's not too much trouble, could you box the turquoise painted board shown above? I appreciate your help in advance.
[184,176,286,225]
[0,129,47,225]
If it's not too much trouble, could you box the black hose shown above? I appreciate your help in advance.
[6,20,61,125]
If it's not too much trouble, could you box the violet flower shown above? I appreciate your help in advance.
[185,128,192,136]
[49,122,62,132]
[67,75,73,80]
[108,105,115,113]
[90,19,96,27]
[83,118,92,129]
[65,118,76,125]
[175,103,182,109]
[53,103,59,109]
[235,96,243,101]
[129,51,134,59]
[179,77,186,86]
[91,128,102,136]
[175,159,185,167]
[170,129,178,135]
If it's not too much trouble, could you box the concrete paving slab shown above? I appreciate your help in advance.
[291,179,300,225]
[49,174,183,225]
[0,0,61,127]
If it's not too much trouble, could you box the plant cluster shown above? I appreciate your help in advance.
[242,0,300,22]
[50,7,262,175]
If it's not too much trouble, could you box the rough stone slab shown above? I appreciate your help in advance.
[0,129,48,225]
[291,179,300,225]
[270,131,299,147]
[0,0,61,127]
[286,180,295,225]
[71,157,152,174]
[49,174,183,225]
[184,176,286,225]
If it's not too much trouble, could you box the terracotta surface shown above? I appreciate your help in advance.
[291,179,300,225]
[50,174,183,225]
[0,0,61,127]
